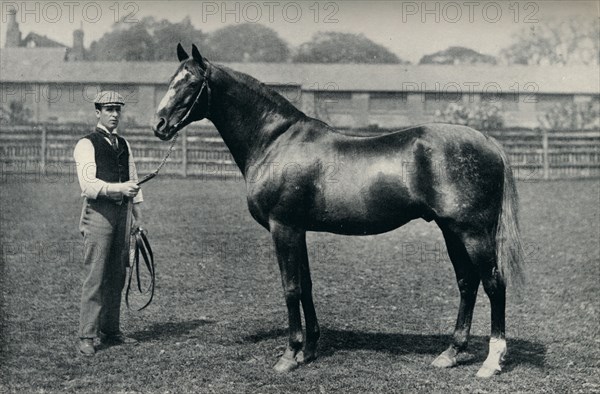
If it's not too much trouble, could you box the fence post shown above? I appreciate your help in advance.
[542,128,549,180]
[40,125,47,171]
[181,127,188,177]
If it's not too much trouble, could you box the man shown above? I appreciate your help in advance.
[73,91,143,356]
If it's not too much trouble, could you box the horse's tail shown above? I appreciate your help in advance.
[488,137,525,287]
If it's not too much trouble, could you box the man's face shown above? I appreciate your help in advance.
[95,105,122,131]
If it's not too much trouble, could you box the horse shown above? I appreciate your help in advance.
[151,44,525,378]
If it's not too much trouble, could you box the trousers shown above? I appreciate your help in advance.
[78,198,128,339]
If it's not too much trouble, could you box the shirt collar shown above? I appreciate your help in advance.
[96,123,118,135]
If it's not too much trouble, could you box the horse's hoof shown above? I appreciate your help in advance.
[295,349,316,365]
[274,356,298,373]
[431,353,457,368]
[273,348,298,373]
[476,364,501,378]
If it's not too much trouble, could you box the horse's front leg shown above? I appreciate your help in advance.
[297,250,320,365]
[270,221,306,372]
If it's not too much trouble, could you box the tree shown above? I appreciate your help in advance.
[204,23,290,62]
[148,17,207,61]
[87,17,207,62]
[88,21,155,61]
[419,46,496,65]
[500,16,599,66]
[293,32,405,64]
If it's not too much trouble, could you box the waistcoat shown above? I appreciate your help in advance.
[83,129,130,183]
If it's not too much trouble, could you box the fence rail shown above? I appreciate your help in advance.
[1,124,599,180]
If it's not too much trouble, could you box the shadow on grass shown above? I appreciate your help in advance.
[131,318,215,342]
[244,327,546,370]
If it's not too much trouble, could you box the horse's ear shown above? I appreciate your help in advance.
[191,44,207,68]
[177,43,189,62]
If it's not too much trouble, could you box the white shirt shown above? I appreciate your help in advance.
[73,123,144,204]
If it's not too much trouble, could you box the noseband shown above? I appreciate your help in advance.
[172,64,211,131]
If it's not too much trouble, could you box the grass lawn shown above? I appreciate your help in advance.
[1,175,599,393]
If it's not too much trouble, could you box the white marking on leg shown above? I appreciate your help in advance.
[476,337,507,378]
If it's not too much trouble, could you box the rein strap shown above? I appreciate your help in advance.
[126,227,155,311]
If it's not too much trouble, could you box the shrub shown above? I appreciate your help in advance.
[435,102,505,130]
[0,101,33,125]
[538,101,600,131]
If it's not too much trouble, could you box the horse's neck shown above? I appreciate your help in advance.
[207,68,302,176]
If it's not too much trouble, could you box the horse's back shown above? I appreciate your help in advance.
[248,120,505,234]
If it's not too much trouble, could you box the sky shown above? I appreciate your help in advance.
[0,0,598,63]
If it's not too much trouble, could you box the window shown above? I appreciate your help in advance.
[535,94,574,112]
[47,83,99,111]
[369,92,408,112]
[315,91,352,113]
[424,92,462,113]
[272,85,301,106]
[100,84,138,105]
[481,93,519,111]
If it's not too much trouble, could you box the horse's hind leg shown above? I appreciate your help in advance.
[454,229,507,378]
[270,221,308,373]
[432,223,480,369]
[476,252,507,378]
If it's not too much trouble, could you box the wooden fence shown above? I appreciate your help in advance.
[1,124,599,180]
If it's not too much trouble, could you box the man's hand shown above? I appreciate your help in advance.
[104,181,140,201]
[132,203,144,234]
[119,181,140,198]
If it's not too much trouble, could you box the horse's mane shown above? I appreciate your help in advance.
[216,64,303,117]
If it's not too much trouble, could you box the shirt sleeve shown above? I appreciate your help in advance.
[73,138,109,200]
[126,139,144,204]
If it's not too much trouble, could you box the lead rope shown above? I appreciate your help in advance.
[125,131,180,310]
[137,132,180,185]
[126,64,211,310]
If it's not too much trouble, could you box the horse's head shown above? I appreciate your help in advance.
[152,44,210,140]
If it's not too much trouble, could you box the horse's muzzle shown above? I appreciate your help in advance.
[151,116,171,140]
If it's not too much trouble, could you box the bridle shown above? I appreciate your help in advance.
[135,64,212,185]
[171,64,211,131]
[125,64,212,311]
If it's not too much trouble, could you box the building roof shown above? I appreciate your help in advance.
[1,48,598,95]
[0,48,67,79]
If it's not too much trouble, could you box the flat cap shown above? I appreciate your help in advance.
[94,91,125,106]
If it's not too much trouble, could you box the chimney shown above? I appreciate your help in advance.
[68,28,85,61]
[5,8,22,47]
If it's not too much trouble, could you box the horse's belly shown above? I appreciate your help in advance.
[307,176,422,235]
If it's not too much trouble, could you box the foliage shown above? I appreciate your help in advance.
[204,23,290,62]
[435,102,504,130]
[88,21,155,61]
[0,101,33,125]
[86,21,409,65]
[500,16,599,65]
[419,46,497,65]
[294,32,405,64]
[88,17,207,61]
[150,17,208,61]
[538,100,600,131]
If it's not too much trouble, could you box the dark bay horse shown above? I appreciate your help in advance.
[152,44,525,378]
